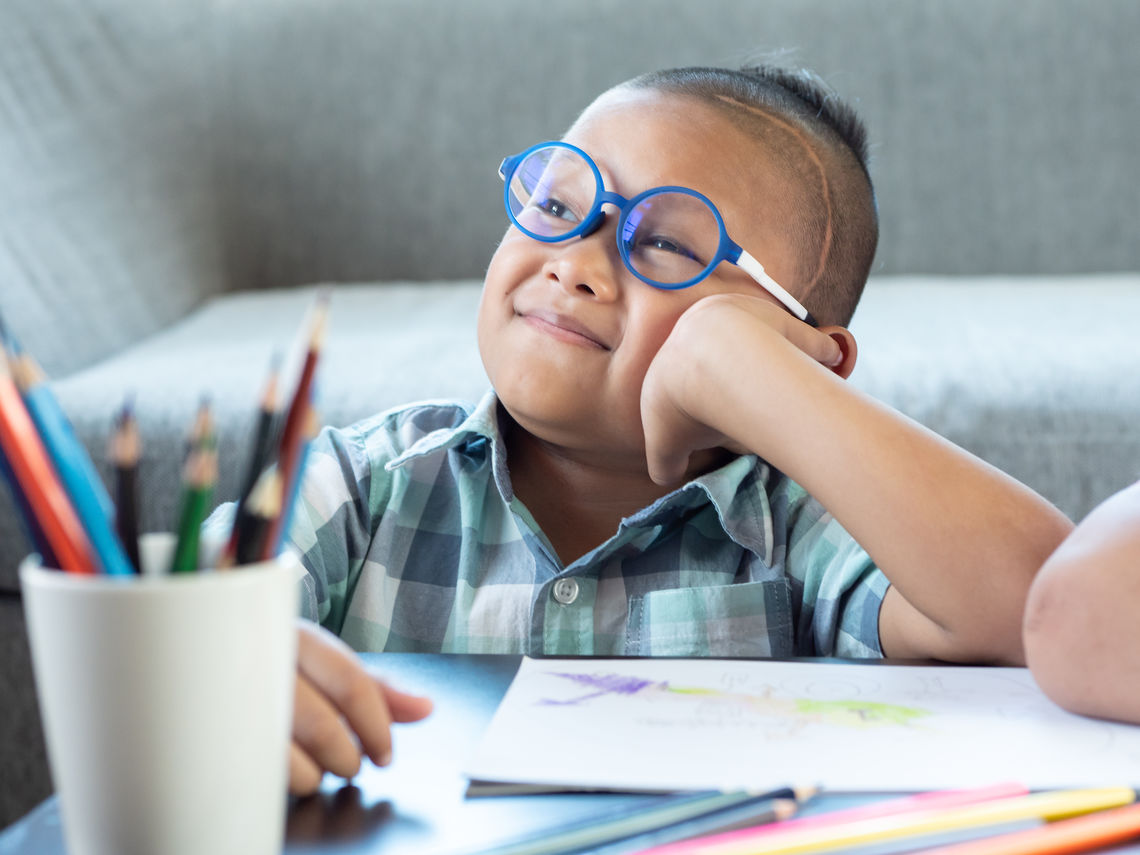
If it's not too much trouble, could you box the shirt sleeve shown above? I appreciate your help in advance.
[778,479,889,658]
[288,423,386,633]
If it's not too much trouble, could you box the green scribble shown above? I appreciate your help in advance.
[793,698,930,726]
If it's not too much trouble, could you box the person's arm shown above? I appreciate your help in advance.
[1023,480,1140,721]
[641,293,1072,665]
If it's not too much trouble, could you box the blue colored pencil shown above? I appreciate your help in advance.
[271,403,318,558]
[11,354,135,576]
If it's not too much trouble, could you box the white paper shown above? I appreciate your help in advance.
[465,658,1140,793]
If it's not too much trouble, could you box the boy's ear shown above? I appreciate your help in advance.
[819,326,858,379]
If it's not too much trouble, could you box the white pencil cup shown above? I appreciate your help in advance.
[19,533,300,855]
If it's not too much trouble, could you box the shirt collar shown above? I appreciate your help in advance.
[386,390,516,500]
[387,391,778,564]
[623,454,777,565]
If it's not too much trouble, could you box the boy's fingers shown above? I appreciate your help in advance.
[295,621,432,768]
[646,449,688,487]
[297,628,395,767]
[289,741,325,797]
[379,683,434,723]
[293,674,366,780]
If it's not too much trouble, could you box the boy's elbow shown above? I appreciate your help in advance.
[1023,561,1083,709]
[1023,549,1140,722]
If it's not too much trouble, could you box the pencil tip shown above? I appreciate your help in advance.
[0,311,25,360]
[793,783,820,802]
[118,392,136,421]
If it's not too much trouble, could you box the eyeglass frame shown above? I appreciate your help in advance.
[498,140,817,327]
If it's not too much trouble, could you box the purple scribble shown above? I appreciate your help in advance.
[538,671,668,706]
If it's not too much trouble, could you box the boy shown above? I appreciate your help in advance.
[269,65,1072,793]
[1024,479,1140,723]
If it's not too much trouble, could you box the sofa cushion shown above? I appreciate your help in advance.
[849,274,1140,521]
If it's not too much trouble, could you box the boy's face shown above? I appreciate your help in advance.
[478,88,808,465]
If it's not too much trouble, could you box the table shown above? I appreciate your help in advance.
[2,654,1139,854]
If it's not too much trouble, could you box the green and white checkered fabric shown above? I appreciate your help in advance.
[223,392,888,659]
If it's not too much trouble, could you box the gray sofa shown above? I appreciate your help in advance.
[2,0,1138,827]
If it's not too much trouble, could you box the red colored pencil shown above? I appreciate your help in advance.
[0,354,95,574]
[261,291,327,558]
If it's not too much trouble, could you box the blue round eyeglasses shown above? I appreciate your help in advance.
[498,140,817,326]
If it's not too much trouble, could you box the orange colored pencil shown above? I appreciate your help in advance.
[0,355,95,574]
[918,802,1140,855]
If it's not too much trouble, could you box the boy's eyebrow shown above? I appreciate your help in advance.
[713,94,834,297]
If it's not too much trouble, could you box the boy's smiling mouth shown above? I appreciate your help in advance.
[517,308,611,351]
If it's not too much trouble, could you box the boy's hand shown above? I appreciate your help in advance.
[641,293,846,485]
[290,620,433,796]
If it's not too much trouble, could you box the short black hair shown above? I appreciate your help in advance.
[623,65,878,327]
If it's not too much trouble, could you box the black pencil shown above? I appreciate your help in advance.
[234,467,282,567]
[239,354,281,505]
[109,399,142,574]
[219,356,282,567]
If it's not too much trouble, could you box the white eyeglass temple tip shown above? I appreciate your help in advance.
[735,251,813,324]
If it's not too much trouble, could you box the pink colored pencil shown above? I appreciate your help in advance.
[636,782,1028,855]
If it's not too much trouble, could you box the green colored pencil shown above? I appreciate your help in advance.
[170,408,216,573]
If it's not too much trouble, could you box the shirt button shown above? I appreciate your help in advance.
[552,578,579,605]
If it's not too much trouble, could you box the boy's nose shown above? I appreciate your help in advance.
[543,221,621,302]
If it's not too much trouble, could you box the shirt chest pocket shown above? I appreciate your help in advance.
[626,579,795,658]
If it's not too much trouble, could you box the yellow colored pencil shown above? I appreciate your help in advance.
[691,788,1136,855]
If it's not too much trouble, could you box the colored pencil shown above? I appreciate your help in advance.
[270,402,318,558]
[484,788,805,855]
[816,818,1044,855]
[262,290,327,557]
[639,783,1029,855]
[234,468,282,567]
[660,787,1137,855]
[0,442,57,567]
[239,354,281,504]
[599,792,815,855]
[177,395,212,467]
[7,352,121,574]
[0,320,54,563]
[170,408,217,573]
[108,399,142,574]
[0,352,95,574]
[917,801,1140,855]
[219,355,282,568]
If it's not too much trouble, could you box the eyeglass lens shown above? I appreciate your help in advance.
[506,146,724,287]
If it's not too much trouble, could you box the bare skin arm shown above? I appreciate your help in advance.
[641,294,1073,665]
[1023,480,1140,721]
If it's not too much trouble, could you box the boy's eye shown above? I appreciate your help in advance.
[637,234,700,261]
[534,196,580,223]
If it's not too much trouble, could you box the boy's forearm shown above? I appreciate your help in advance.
[694,331,1073,664]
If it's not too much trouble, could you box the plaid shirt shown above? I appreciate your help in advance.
[247,393,887,658]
